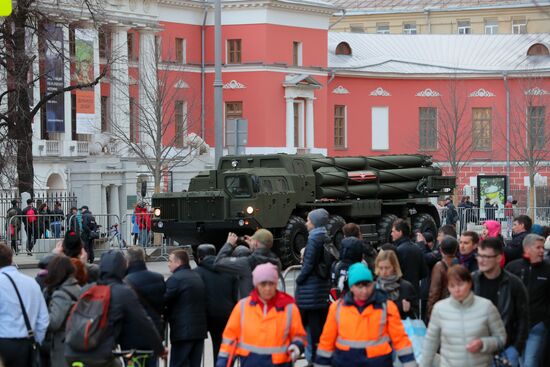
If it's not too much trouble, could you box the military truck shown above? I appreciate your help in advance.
[152,153,455,267]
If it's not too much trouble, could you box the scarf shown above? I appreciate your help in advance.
[377,274,400,301]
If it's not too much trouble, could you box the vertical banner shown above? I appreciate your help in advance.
[75,29,96,134]
[44,24,65,133]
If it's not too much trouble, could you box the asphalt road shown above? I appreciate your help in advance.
[21,261,309,367]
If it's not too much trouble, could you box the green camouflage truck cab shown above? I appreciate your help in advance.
[152,153,455,268]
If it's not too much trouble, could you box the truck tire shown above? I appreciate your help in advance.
[277,216,308,268]
[412,213,438,238]
[326,215,346,249]
[377,214,399,244]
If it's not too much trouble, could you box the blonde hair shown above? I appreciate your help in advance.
[374,250,403,278]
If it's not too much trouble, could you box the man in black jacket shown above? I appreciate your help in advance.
[506,234,550,367]
[165,249,207,367]
[80,206,96,263]
[391,219,428,293]
[65,250,166,366]
[505,215,532,264]
[214,228,281,298]
[194,244,238,360]
[473,237,529,367]
[124,246,166,367]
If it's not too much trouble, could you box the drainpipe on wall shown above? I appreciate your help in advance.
[503,72,511,194]
[327,69,335,84]
[201,3,208,138]
[329,9,346,29]
[424,9,431,34]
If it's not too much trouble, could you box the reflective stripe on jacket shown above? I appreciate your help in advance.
[216,295,306,367]
[315,291,416,367]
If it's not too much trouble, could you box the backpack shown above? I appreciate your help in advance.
[65,285,111,352]
[316,239,340,279]
[6,208,20,228]
[27,207,37,223]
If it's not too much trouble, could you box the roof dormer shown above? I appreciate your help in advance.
[335,41,352,56]
[527,43,550,56]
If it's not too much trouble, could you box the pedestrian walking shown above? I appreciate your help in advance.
[43,255,81,367]
[444,197,459,227]
[216,262,306,367]
[315,262,416,367]
[165,249,207,367]
[51,201,64,238]
[22,198,39,255]
[473,237,529,367]
[330,235,364,299]
[458,231,479,272]
[506,215,532,264]
[420,265,506,367]
[0,242,49,367]
[391,219,428,294]
[194,244,238,361]
[6,199,22,254]
[80,205,97,263]
[295,209,331,364]
[38,202,52,239]
[505,234,550,367]
[375,250,418,319]
[131,205,139,246]
[427,236,458,320]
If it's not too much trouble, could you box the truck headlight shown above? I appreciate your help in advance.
[154,208,161,217]
[246,206,254,215]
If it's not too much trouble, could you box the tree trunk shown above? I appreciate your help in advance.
[154,169,161,193]
[529,172,535,219]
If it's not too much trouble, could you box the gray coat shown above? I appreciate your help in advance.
[47,276,80,367]
[420,291,506,367]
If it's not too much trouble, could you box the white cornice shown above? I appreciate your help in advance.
[332,85,349,94]
[370,87,391,96]
[469,88,495,97]
[416,88,441,97]
[223,80,247,89]
[525,87,549,96]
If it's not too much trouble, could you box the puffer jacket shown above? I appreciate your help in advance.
[295,227,331,310]
[330,237,364,294]
[505,231,528,264]
[65,251,164,364]
[46,276,81,367]
[420,292,506,367]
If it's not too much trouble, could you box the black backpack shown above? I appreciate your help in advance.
[316,239,340,279]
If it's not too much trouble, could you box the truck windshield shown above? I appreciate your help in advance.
[225,176,252,198]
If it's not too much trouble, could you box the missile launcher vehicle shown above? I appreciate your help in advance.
[152,153,455,268]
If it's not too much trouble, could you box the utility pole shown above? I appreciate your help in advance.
[214,0,223,166]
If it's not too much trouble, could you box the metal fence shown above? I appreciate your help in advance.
[0,192,78,222]
[461,186,550,208]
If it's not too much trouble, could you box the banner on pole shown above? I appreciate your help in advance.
[75,29,96,134]
[44,24,65,133]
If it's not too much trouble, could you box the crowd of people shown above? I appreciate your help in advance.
[0,204,549,367]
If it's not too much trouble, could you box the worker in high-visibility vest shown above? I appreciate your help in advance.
[216,262,307,367]
[315,262,417,367]
[0,0,12,16]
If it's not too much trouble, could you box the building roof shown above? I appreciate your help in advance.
[326,0,550,13]
[328,33,550,75]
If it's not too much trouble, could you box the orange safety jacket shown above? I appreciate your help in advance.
[216,291,307,367]
[315,290,416,367]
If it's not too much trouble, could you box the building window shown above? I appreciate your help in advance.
[528,106,545,150]
[334,105,346,148]
[376,23,390,34]
[527,43,550,56]
[419,107,437,150]
[99,30,111,59]
[127,33,136,61]
[335,42,352,56]
[101,96,109,132]
[129,97,138,143]
[225,101,243,147]
[350,24,365,33]
[175,38,185,63]
[227,39,241,64]
[512,18,527,34]
[292,41,302,67]
[472,108,492,151]
[174,101,187,148]
[457,20,471,34]
[484,19,499,34]
[372,107,389,150]
[403,22,417,35]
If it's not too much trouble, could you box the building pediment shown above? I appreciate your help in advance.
[283,74,323,89]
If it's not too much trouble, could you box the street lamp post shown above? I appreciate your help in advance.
[214,0,223,166]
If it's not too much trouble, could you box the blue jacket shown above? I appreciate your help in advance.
[295,227,330,310]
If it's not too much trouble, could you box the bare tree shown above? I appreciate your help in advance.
[109,38,207,193]
[0,0,109,196]
[506,76,550,210]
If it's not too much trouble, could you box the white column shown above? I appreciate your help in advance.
[93,27,101,137]
[306,97,314,149]
[110,185,120,223]
[110,25,130,140]
[63,26,72,144]
[101,184,108,215]
[285,97,294,148]
[138,29,157,151]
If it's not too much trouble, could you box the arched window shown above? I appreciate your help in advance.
[335,42,352,56]
[527,43,550,56]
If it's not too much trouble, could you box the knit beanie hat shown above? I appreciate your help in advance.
[252,262,279,286]
[308,208,329,228]
[348,262,373,288]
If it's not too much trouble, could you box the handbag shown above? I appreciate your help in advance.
[3,273,40,367]
[402,317,427,362]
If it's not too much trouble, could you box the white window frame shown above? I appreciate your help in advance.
[175,38,186,64]
[376,23,390,34]
[484,19,498,34]
[512,18,527,34]
[334,105,347,149]
[292,41,302,67]
[372,106,389,150]
[403,22,417,35]
[175,100,188,148]
[457,20,471,34]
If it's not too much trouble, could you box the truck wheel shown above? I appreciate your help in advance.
[412,213,438,238]
[377,214,399,244]
[326,215,346,249]
[278,216,308,268]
